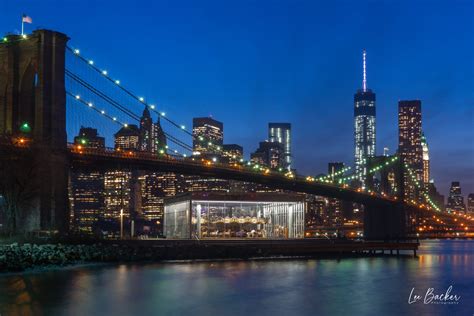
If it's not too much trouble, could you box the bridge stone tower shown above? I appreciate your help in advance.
[0,30,70,233]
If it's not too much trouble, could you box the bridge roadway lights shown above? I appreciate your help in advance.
[364,203,406,240]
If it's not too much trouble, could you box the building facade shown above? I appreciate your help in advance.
[421,133,430,184]
[250,141,285,169]
[468,193,474,214]
[104,124,141,228]
[192,117,224,156]
[70,127,105,234]
[398,100,423,201]
[222,144,243,164]
[268,123,292,170]
[139,106,167,153]
[446,181,466,213]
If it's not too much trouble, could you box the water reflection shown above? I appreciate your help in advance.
[0,240,472,316]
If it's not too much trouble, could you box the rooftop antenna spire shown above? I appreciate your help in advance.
[362,49,367,92]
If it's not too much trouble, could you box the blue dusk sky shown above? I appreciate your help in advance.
[1,0,473,197]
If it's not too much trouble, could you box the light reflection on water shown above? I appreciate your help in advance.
[0,240,473,316]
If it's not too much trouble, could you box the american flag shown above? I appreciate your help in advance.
[22,14,32,24]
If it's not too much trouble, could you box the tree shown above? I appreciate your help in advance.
[0,141,40,236]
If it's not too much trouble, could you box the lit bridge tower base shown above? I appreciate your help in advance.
[363,156,407,240]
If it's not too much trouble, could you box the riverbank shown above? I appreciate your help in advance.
[0,239,419,272]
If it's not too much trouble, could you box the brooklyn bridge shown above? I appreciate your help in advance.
[0,29,469,240]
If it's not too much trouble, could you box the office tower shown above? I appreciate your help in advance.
[304,195,327,229]
[74,126,105,148]
[137,107,173,231]
[222,144,243,164]
[141,173,187,223]
[250,141,285,169]
[446,181,466,213]
[354,50,376,183]
[468,194,474,213]
[269,123,291,170]
[398,100,423,201]
[70,127,105,234]
[139,106,153,152]
[190,117,228,192]
[114,124,140,151]
[139,106,167,153]
[421,133,430,184]
[104,125,141,226]
[192,117,223,156]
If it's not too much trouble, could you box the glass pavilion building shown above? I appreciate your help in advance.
[164,192,305,239]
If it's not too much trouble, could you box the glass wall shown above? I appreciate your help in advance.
[187,200,304,239]
[164,200,190,239]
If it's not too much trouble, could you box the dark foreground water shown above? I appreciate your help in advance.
[0,240,473,316]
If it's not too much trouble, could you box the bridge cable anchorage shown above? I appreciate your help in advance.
[67,92,192,156]
[66,46,192,136]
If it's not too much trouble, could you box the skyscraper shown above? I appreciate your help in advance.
[139,106,167,153]
[268,123,291,170]
[114,124,140,151]
[398,100,423,201]
[137,107,170,226]
[192,117,223,156]
[354,50,376,183]
[468,193,474,214]
[222,144,243,164]
[250,141,285,169]
[421,133,430,184]
[446,181,466,213]
[74,126,106,149]
[71,127,105,234]
[104,125,141,224]
[189,117,228,192]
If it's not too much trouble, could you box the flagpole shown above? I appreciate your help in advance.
[21,16,24,35]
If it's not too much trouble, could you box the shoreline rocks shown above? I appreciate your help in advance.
[0,243,141,272]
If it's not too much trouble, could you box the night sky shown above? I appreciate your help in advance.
[2,0,473,198]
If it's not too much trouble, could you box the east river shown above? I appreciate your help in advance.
[0,240,473,316]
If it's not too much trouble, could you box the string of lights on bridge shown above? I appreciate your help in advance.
[68,93,191,158]
[65,42,447,209]
[69,86,404,189]
[404,164,441,212]
[68,46,193,136]
[337,156,399,184]
[67,45,248,159]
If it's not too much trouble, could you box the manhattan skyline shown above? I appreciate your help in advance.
[1,0,472,196]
